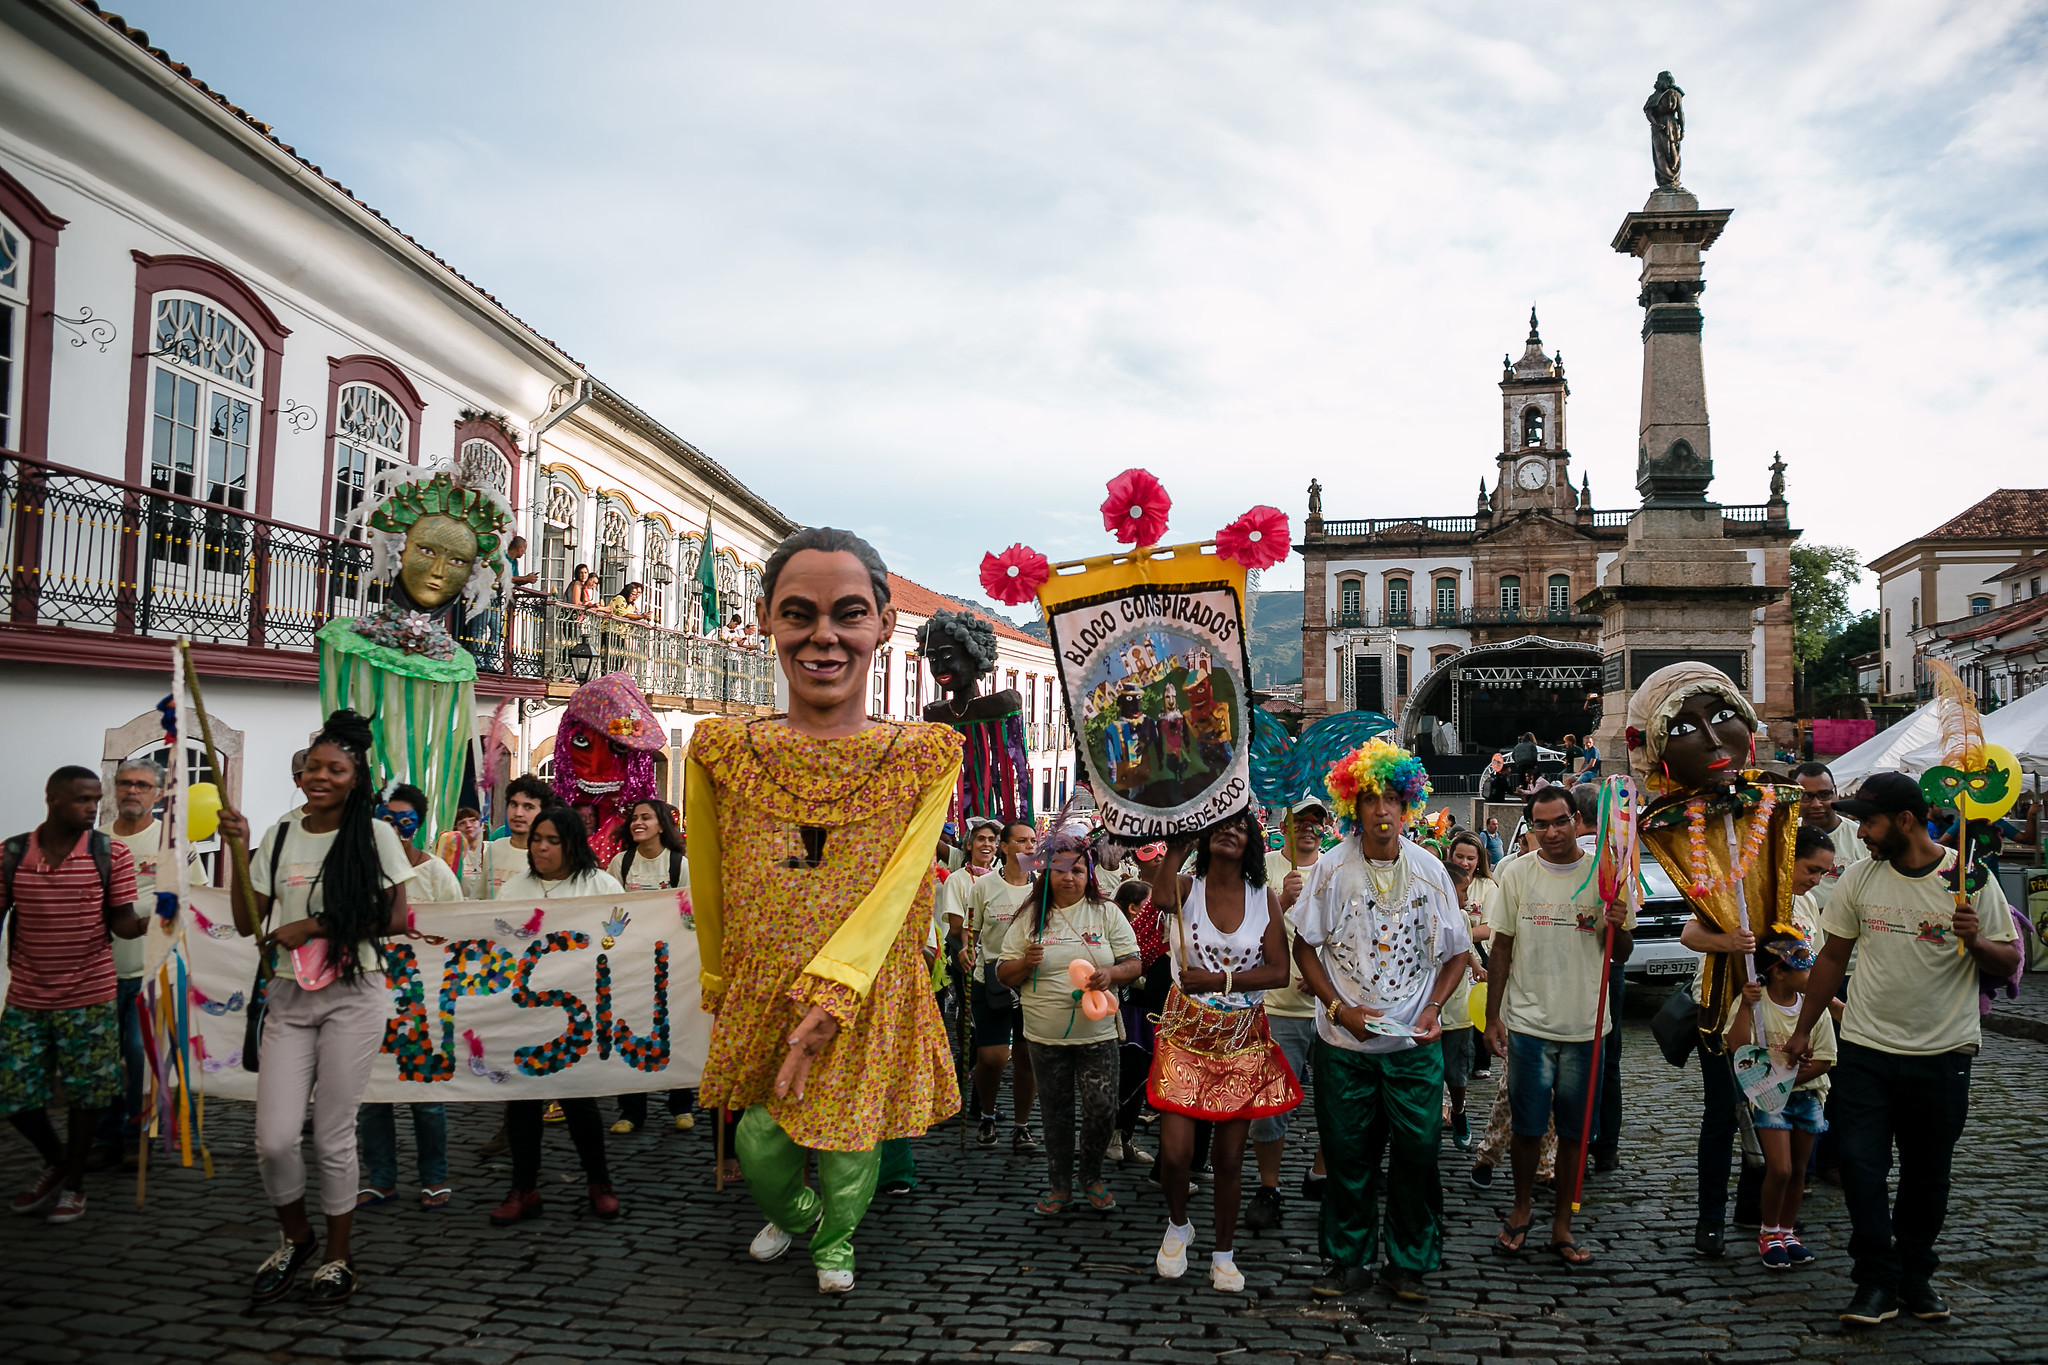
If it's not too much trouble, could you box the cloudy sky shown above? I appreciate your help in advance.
[116,2,2048,614]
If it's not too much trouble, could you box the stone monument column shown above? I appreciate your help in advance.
[1584,77,1783,767]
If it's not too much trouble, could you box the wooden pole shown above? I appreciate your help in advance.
[178,642,254,922]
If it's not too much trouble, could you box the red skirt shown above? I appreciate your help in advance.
[1145,987,1303,1121]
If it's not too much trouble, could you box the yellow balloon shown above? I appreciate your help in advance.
[1956,744,2022,823]
[186,782,222,841]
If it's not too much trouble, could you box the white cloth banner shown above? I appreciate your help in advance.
[173,885,708,1102]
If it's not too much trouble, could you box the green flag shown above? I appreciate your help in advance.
[696,510,719,633]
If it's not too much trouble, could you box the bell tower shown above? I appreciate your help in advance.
[1496,308,1576,514]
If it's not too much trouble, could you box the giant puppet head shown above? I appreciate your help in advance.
[551,670,664,861]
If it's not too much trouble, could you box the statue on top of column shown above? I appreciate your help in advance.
[1307,478,1323,518]
[1645,71,1685,190]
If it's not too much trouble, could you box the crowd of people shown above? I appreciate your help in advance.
[0,527,2025,1335]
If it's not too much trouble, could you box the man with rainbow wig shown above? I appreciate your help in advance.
[1291,739,1473,1304]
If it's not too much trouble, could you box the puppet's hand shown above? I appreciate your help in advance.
[774,1004,840,1102]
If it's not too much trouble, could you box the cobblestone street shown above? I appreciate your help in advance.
[4,995,2045,1365]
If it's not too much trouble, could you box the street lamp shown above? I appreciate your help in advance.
[566,640,597,685]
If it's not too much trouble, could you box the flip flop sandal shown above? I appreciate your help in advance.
[1494,1220,1533,1256]
[1082,1181,1116,1211]
[1034,1191,1075,1216]
[356,1187,397,1208]
[420,1186,452,1212]
[1547,1238,1595,1267]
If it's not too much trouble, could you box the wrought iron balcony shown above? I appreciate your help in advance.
[1328,604,1599,629]
[1,455,774,710]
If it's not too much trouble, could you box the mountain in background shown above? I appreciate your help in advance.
[1003,590,1302,687]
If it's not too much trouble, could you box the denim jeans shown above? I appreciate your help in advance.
[1832,1039,1972,1293]
[1247,1014,1316,1144]
[1505,1030,1603,1143]
[93,977,144,1150]
[357,1103,449,1190]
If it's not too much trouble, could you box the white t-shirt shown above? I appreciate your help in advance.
[608,845,687,890]
[938,863,992,942]
[968,872,1035,966]
[1000,898,1139,1047]
[1294,841,1472,1055]
[1261,849,1317,1019]
[1489,850,1634,1043]
[469,836,527,900]
[1725,990,1838,1098]
[495,868,626,901]
[1810,817,1869,910]
[1441,877,1497,1031]
[101,821,162,980]
[1821,849,2014,1056]
[407,856,466,905]
[251,817,418,967]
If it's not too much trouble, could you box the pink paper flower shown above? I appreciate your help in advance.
[1215,505,1290,570]
[980,543,1051,606]
[1100,468,1171,545]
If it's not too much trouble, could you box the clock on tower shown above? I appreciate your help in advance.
[1497,308,1571,512]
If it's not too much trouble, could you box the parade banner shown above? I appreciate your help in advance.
[169,886,706,1103]
[1046,541,1254,838]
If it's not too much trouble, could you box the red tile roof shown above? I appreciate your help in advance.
[1990,548,2048,583]
[1920,489,2048,540]
[1941,593,2048,644]
[886,574,1045,648]
[74,1,581,367]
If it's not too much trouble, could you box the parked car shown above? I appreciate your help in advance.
[1622,855,1701,987]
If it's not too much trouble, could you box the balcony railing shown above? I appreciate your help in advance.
[2,454,774,709]
[1327,605,1600,629]
[1318,515,1477,539]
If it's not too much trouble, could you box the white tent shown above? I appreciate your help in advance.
[1831,688,2048,790]
[1829,699,1944,791]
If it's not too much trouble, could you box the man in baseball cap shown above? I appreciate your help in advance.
[1784,768,2018,1327]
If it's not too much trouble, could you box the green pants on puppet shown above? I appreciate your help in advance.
[736,1105,883,1271]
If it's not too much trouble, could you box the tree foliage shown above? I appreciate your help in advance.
[1807,610,1878,701]
[1790,544,1862,670]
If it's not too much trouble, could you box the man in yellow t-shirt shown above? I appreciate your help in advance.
[1483,786,1633,1265]
[1245,797,1331,1225]
[1786,772,2017,1327]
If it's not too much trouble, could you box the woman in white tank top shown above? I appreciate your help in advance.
[1138,809,1303,1293]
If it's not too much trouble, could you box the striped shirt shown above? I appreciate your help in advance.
[2,826,138,1010]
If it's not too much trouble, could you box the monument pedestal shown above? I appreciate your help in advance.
[1586,173,1783,766]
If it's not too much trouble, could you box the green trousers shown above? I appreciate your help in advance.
[1313,1037,1446,1272]
[877,1135,917,1190]
[733,1105,881,1271]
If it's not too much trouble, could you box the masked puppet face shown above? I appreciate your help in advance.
[566,724,629,796]
[398,514,480,610]
[1659,688,1753,791]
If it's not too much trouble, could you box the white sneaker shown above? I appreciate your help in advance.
[750,1222,794,1262]
[1156,1231,1189,1279]
[817,1267,855,1293]
[1106,1133,1125,1162]
[1210,1260,1245,1292]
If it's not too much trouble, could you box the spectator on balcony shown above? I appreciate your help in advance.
[504,536,546,597]
[566,564,600,609]
[607,582,650,622]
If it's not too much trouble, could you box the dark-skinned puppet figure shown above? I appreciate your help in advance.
[1627,663,1801,1051]
[687,528,962,1294]
[918,608,1033,826]
[550,670,664,866]
[319,465,511,838]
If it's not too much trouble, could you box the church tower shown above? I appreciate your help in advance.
[1495,309,1577,515]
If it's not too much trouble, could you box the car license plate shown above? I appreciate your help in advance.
[1646,960,1693,976]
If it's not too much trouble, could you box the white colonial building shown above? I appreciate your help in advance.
[0,0,792,835]
[1871,488,2048,704]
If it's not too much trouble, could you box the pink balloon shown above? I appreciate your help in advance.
[1080,989,1117,1021]
[1067,957,1095,988]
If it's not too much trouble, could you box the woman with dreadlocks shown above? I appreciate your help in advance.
[1140,808,1301,1292]
[995,826,1142,1215]
[219,710,418,1308]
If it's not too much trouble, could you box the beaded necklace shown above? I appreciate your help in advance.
[1683,786,1777,898]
